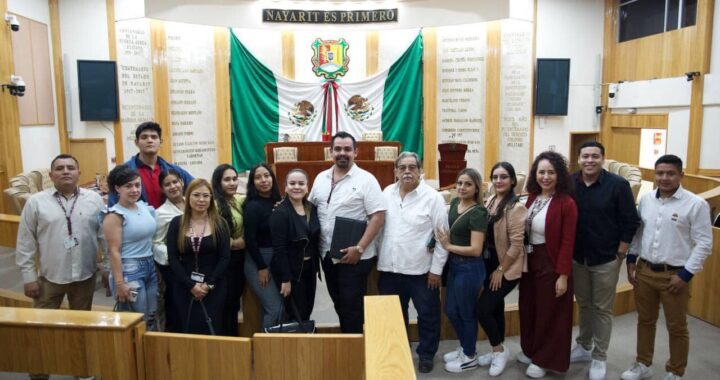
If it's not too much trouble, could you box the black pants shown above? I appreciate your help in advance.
[477,276,518,346]
[321,255,375,333]
[156,264,180,332]
[283,258,318,321]
[220,250,245,336]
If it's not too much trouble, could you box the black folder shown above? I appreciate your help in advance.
[329,216,367,260]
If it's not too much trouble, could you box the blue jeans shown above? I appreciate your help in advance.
[378,271,441,361]
[110,256,158,331]
[445,255,485,356]
[244,247,283,328]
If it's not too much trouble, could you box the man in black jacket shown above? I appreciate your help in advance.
[570,141,640,380]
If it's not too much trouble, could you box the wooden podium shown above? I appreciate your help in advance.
[438,143,468,187]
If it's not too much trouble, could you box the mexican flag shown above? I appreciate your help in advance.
[230,30,423,171]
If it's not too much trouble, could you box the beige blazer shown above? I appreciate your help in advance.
[486,195,528,280]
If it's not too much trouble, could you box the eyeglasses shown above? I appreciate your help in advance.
[491,174,510,180]
[190,193,212,199]
[397,165,418,172]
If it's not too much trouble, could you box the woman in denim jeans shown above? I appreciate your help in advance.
[103,164,159,331]
[436,168,487,373]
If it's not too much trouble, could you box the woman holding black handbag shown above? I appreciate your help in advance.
[270,168,321,322]
[166,178,231,335]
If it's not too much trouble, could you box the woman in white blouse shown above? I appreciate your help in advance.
[152,169,185,332]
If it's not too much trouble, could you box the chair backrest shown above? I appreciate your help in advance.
[273,147,298,163]
[603,159,616,170]
[515,171,527,194]
[26,171,43,192]
[287,132,305,142]
[3,188,29,215]
[362,130,383,141]
[374,146,398,161]
[323,147,332,161]
[608,161,622,174]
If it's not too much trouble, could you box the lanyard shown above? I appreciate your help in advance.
[525,194,553,234]
[54,189,80,237]
[189,217,208,272]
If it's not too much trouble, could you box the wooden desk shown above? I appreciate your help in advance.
[0,213,20,248]
[265,141,401,164]
[273,160,396,194]
[0,307,146,380]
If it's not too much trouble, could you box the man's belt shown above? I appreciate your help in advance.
[639,258,683,272]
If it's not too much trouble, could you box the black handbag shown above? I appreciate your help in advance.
[185,298,216,335]
[264,297,315,334]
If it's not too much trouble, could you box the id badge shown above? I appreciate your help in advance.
[64,236,78,250]
[190,271,205,283]
[525,244,534,255]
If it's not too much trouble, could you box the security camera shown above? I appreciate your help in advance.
[608,83,619,99]
[2,75,26,97]
[5,14,19,32]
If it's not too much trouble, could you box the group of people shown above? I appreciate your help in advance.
[15,121,713,380]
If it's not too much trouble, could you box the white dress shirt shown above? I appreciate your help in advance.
[377,180,449,275]
[630,185,713,277]
[152,199,183,265]
[16,187,105,284]
[309,163,387,260]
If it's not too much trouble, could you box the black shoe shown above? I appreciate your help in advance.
[419,359,434,373]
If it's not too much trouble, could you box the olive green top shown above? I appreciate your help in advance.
[228,193,245,240]
[448,197,488,247]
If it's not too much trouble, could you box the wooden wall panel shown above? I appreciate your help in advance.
[484,21,501,177]
[214,27,231,165]
[68,138,108,184]
[603,0,715,82]
[281,31,295,80]
[106,0,123,163]
[144,332,252,380]
[9,15,38,125]
[364,296,416,380]
[422,28,437,179]
[30,20,54,125]
[688,228,720,327]
[609,114,668,129]
[366,31,379,76]
[150,19,171,160]
[48,0,68,153]
[0,0,23,213]
[609,128,641,166]
[253,333,364,380]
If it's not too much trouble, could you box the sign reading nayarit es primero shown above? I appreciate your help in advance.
[263,9,398,24]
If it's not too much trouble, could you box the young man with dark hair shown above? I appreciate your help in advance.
[309,131,386,333]
[570,141,640,380]
[108,121,193,208]
[621,154,713,380]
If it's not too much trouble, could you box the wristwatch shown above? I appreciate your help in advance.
[356,245,365,254]
[496,265,504,273]
[206,284,215,291]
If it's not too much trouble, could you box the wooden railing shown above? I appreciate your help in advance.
[0,307,146,380]
[364,295,416,380]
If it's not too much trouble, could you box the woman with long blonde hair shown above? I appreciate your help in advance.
[166,179,230,335]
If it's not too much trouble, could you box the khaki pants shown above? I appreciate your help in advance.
[33,274,96,310]
[634,261,690,376]
[573,258,622,360]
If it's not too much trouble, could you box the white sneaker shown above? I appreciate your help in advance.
[621,362,653,380]
[662,373,682,380]
[526,363,546,378]
[477,351,494,366]
[588,359,607,380]
[570,344,593,363]
[444,352,479,373]
[516,351,532,365]
[488,348,509,377]
[443,347,462,363]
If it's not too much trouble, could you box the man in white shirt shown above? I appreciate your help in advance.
[377,151,448,373]
[621,155,713,380]
[16,155,105,380]
[308,131,386,333]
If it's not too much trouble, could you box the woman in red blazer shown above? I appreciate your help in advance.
[517,151,578,378]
